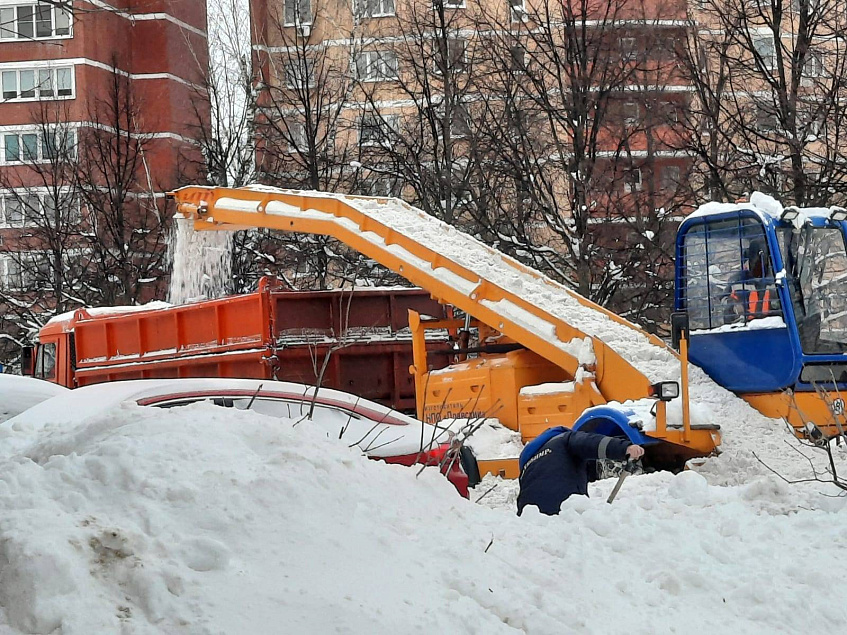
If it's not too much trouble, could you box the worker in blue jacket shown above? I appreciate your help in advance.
[517,427,644,516]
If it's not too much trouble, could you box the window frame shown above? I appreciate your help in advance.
[624,167,643,193]
[752,34,777,72]
[0,65,74,102]
[283,0,312,26]
[0,3,73,42]
[355,0,395,18]
[356,50,399,82]
[1,128,77,165]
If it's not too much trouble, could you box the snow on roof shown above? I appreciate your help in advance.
[46,302,172,328]
[687,191,841,227]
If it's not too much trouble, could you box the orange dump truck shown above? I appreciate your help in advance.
[24,277,452,412]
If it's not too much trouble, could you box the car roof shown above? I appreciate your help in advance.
[3,378,419,429]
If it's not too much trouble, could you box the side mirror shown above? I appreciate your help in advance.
[21,345,35,376]
[671,312,690,350]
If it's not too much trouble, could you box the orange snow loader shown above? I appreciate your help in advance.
[24,277,453,413]
[164,186,723,478]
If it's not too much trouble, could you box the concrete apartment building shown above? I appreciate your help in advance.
[0,0,207,292]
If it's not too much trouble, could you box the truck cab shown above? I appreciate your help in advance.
[22,313,75,387]
[675,197,847,432]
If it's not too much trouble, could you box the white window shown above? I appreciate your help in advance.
[443,0,465,7]
[363,176,398,197]
[662,165,681,189]
[1,252,50,289]
[802,50,824,79]
[451,104,471,138]
[753,35,776,71]
[509,45,526,71]
[0,191,80,227]
[356,51,398,81]
[620,37,637,61]
[284,0,312,25]
[509,0,526,22]
[0,65,74,101]
[2,129,76,164]
[288,122,307,151]
[355,0,395,17]
[624,168,642,193]
[0,3,72,41]
[756,103,778,131]
[623,101,640,126]
[285,59,315,88]
[434,38,467,74]
[359,113,398,145]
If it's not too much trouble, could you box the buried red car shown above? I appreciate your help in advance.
[8,378,474,496]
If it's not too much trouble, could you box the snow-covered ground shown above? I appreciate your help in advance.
[0,395,846,634]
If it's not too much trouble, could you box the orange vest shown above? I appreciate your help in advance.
[747,289,771,318]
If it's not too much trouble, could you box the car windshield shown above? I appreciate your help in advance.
[778,225,847,354]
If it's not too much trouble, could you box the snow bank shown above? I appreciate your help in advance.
[0,376,68,424]
[1,400,846,633]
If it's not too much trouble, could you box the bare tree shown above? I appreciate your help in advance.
[679,0,847,206]
[0,101,84,364]
[75,65,169,306]
[350,0,479,227]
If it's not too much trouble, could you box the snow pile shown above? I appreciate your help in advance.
[1,400,846,633]
[442,418,524,459]
[0,375,68,424]
[168,216,233,304]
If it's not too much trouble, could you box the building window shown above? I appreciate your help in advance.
[509,45,526,71]
[443,0,466,7]
[663,100,679,123]
[624,168,642,193]
[753,34,776,71]
[284,0,312,25]
[434,38,467,74]
[451,104,471,138]
[0,66,74,101]
[0,3,72,41]
[803,50,824,79]
[756,103,778,131]
[0,252,50,289]
[2,129,75,164]
[509,0,526,22]
[359,113,398,146]
[356,51,399,82]
[0,191,81,227]
[623,101,640,127]
[662,165,681,189]
[620,37,637,61]
[288,122,307,151]
[355,0,395,17]
[284,58,315,88]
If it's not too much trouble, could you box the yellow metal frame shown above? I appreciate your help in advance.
[169,186,720,460]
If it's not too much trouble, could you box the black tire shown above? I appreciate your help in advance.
[459,445,482,488]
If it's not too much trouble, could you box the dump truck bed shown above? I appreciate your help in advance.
[70,282,450,411]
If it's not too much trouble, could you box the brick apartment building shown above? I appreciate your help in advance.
[0,1,208,359]
[248,0,694,327]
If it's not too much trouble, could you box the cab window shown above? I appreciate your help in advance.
[34,342,56,380]
[682,217,782,330]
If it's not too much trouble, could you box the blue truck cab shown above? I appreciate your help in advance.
[675,195,847,397]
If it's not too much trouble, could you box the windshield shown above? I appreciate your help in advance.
[778,225,847,354]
